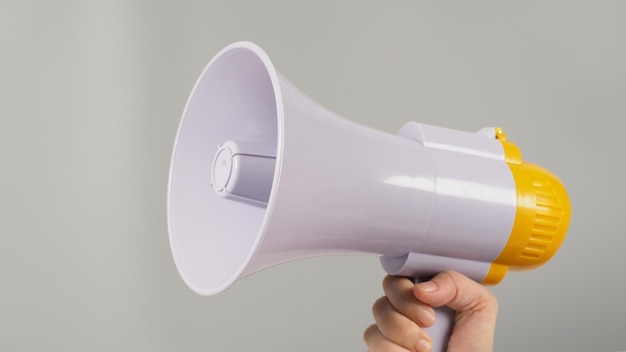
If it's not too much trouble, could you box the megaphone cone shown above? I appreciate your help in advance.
[168,42,436,295]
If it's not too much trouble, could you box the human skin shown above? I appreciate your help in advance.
[363,271,498,352]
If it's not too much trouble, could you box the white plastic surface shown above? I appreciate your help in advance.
[382,252,492,282]
[429,306,454,352]
[211,141,276,205]
[244,74,441,277]
[168,42,441,294]
[167,42,519,296]
[168,42,281,295]
[384,122,518,280]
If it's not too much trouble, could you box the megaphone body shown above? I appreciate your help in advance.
[168,42,570,351]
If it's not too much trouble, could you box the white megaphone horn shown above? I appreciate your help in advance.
[168,41,571,351]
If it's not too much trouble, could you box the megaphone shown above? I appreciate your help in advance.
[168,41,570,351]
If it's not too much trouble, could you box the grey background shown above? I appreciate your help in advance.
[2,1,625,351]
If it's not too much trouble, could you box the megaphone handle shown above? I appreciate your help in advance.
[413,278,454,352]
[424,304,454,352]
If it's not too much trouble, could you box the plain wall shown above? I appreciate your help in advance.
[2,1,625,351]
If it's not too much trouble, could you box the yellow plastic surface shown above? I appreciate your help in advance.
[482,128,571,285]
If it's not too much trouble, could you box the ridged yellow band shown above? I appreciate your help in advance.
[482,129,571,285]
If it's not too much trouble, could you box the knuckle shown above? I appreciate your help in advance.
[363,324,377,343]
[382,275,395,293]
[395,320,416,339]
[440,270,499,313]
[372,296,390,316]
[483,289,499,311]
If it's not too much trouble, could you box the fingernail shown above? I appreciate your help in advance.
[416,281,437,293]
[417,338,432,352]
[418,307,435,326]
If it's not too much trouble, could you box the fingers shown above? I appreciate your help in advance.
[371,296,432,352]
[383,276,436,328]
[364,276,435,352]
[363,324,412,352]
[365,273,498,352]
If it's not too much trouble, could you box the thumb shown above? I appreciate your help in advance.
[413,271,497,313]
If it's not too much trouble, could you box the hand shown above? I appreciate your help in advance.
[363,271,498,352]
